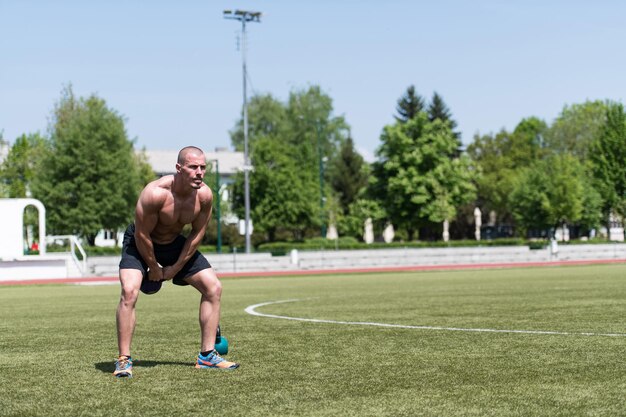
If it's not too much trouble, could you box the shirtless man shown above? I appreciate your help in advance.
[114,146,239,377]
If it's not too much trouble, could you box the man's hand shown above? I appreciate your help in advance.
[147,267,164,282]
[162,266,178,281]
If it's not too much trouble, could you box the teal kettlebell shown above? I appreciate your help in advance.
[215,324,229,355]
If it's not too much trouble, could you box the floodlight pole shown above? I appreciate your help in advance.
[223,9,261,254]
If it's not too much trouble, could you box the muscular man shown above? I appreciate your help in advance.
[114,146,239,377]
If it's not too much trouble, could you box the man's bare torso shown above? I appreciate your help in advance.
[141,175,208,244]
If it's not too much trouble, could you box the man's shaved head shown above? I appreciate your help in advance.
[177,146,205,165]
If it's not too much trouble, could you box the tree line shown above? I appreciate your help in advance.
[1,84,625,247]
[229,85,625,244]
[0,86,154,245]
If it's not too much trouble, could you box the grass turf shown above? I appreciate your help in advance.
[1,264,626,416]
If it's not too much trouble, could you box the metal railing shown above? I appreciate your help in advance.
[46,235,88,276]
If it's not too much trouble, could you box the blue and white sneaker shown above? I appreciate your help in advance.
[195,350,239,370]
[113,355,133,377]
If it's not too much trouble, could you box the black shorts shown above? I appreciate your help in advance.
[119,223,211,286]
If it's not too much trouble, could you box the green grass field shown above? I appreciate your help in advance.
[1,264,626,416]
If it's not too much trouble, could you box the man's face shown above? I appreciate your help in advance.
[177,152,206,189]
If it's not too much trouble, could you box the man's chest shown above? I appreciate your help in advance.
[159,198,200,226]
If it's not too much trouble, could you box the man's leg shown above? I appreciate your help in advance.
[185,268,222,352]
[186,268,239,369]
[114,268,143,376]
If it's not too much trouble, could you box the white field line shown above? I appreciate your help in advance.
[244,299,626,338]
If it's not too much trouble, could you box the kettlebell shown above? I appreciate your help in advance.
[215,324,229,355]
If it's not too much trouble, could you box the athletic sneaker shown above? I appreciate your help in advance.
[195,350,239,370]
[113,355,133,377]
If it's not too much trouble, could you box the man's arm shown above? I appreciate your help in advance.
[134,185,165,281]
[163,188,213,280]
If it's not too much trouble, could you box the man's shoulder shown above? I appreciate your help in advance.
[141,176,174,204]
[147,176,174,191]
[198,184,213,205]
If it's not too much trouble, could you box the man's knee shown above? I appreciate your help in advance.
[120,284,140,307]
[119,269,142,308]
[211,279,223,298]
[190,269,222,299]
[202,276,222,299]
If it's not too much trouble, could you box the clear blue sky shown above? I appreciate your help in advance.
[1,1,625,161]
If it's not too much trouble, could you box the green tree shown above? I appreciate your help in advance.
[509,154,602,236]
[590,103,626,220]
[0,132,48,198]
[578,175,604,234]
[373,113,476,240]
[0,133,49,242]
[509,117,548,166]
[231,137,318,241]
[546,100,609,160]
[467,117,547,226]
[542,155,585,229]
[229,86,350,242]
[31,86,145,245]
[134,148,157,185]
[508,165,551,235]
[428,92,458,130]
[421,155,477,226]
[328,136,369,214]
[0,131,8,196]
[427,91,462,154]
[338,198,386,240]
[467,129,514,223]
[286,86,349,167]
[395,85,425,123]
[229,94,288,154]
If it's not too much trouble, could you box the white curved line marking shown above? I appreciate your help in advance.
[245,299,626,337]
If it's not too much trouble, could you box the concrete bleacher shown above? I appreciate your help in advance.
[553,243,626,261]
[295,246,543,269]
[87,243,626,276]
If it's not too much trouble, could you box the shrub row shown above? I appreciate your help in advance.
[257,238,527,254]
